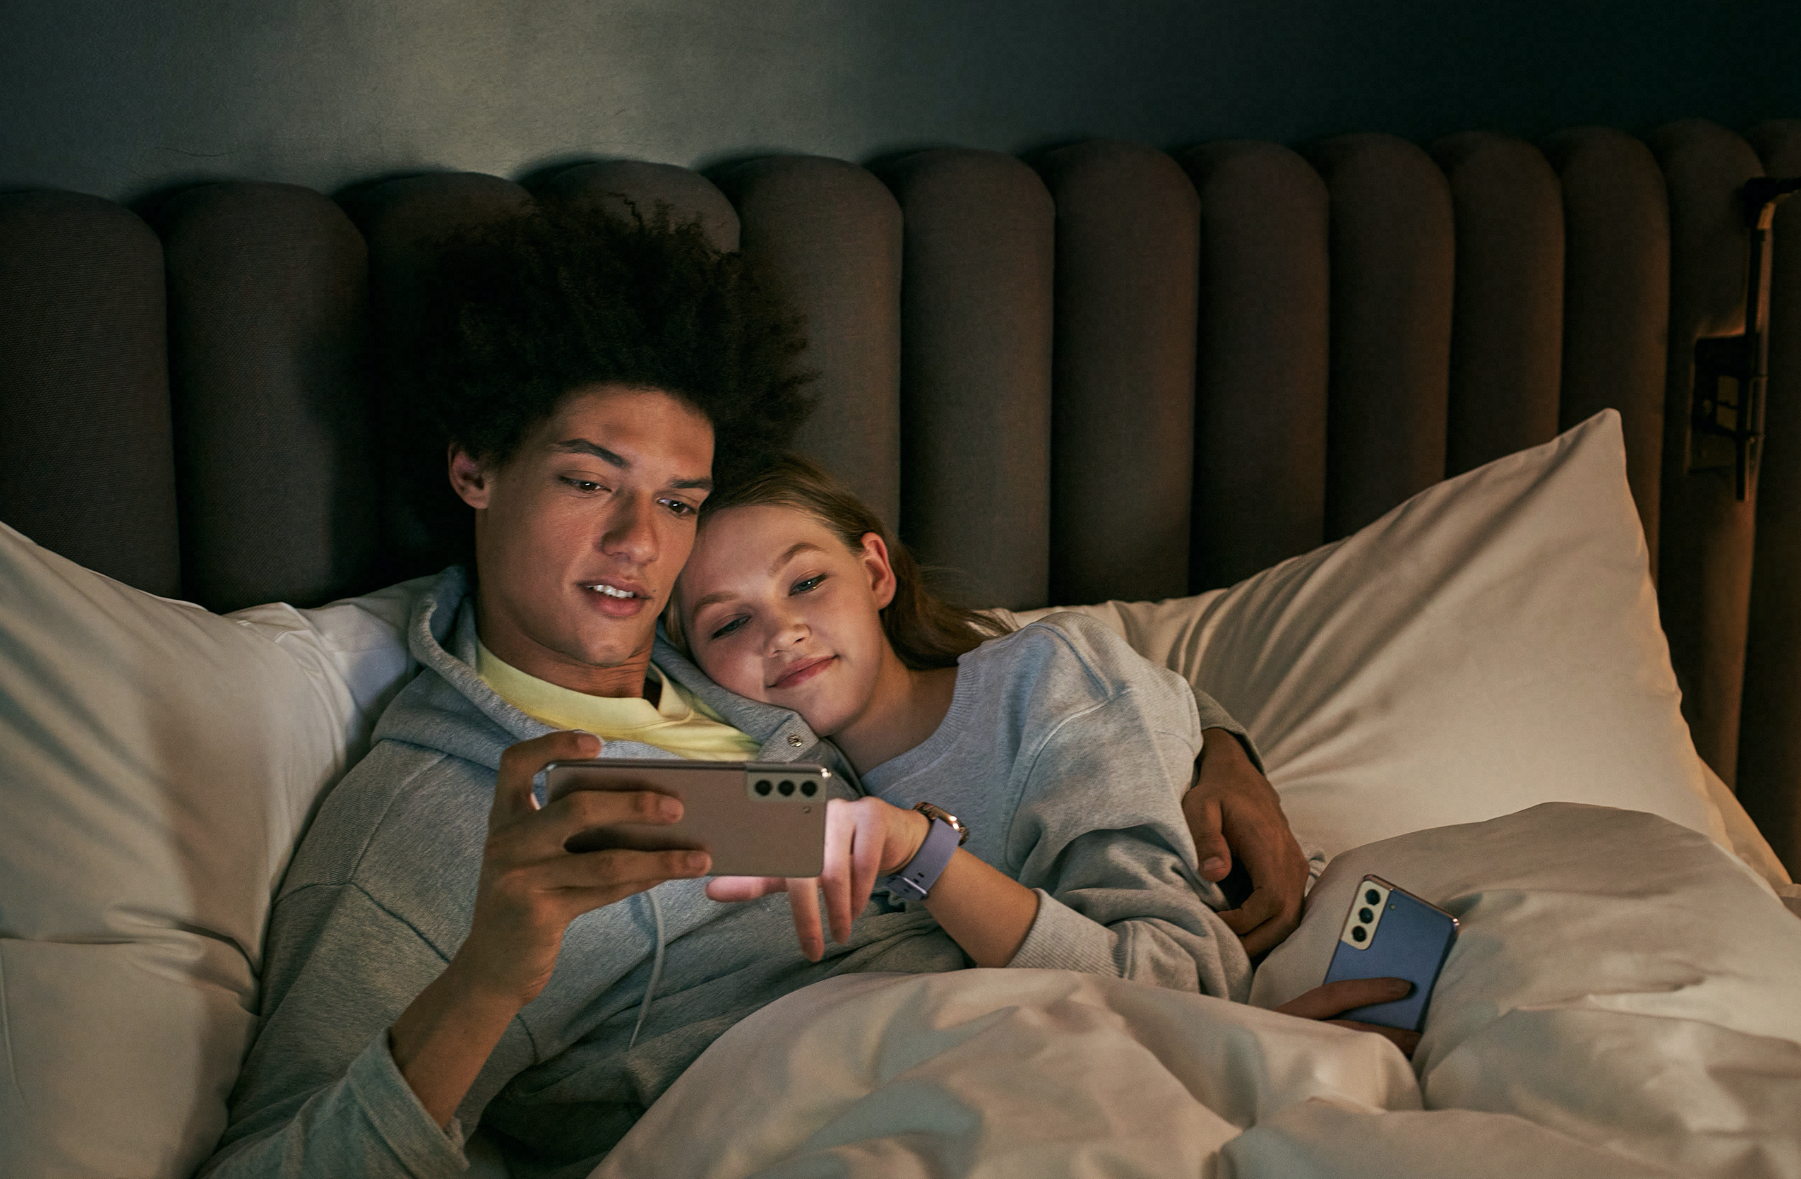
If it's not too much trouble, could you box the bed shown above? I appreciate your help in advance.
[3,119,1800,1177]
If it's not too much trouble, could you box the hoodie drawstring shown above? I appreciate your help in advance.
[629,888,667,1049]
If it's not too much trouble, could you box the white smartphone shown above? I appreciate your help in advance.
[543,759,832,878]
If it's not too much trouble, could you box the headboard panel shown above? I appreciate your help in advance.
[1180,141,1330,591]
[1309,134,1456,540]
[1435,132,1565,477]
[0,191,179,596]
[1651,121,1767,789]
[890,148,1055,611]
[4,121,1800,869]
[1041,139,1198,607]
[721,156,902,532]
[1543,128,1669,559]
[161,182,375,612]
[1740,120,1801,870]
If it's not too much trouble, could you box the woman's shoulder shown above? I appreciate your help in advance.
[969,610,1174,697]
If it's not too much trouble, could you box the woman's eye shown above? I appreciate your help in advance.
[709,616,748,640]
[791,575,825,595]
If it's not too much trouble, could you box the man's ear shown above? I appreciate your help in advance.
[859,532,898,610]
[448,443,493,509]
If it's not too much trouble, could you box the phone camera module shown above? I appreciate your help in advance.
[800,780,818,797]
[778,779,796,796]
[754,779,773,796]
[1351,925,1367,943]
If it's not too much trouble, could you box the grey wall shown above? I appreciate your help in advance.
[2,0,1798,205]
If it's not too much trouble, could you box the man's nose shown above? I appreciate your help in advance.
[599,494,657,564]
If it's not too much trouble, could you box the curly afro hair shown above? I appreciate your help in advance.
[387,200,815,568]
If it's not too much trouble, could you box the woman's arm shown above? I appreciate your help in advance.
[708,799,1042,967]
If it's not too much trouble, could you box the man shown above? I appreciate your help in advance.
[202,205,1314,1178]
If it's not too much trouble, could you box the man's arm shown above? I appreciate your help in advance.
[390,730,709,1126]
[205,732,711,1177]
[1184,727,1310,959]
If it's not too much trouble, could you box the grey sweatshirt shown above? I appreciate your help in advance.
[200,569,1254,1179]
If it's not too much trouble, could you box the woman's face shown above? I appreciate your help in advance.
[675,504,897,737]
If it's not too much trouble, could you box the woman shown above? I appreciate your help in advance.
[669,455,1417,1050]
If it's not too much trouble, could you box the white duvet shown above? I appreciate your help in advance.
[595,804,1801,1179]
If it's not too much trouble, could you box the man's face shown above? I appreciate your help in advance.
[450,384,714,696]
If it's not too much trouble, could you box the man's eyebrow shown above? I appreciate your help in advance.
[550,439,627,466]
[688,543,824,617]
[550,439,710,491]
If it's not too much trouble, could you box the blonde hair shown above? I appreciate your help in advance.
[668,454,1011,668]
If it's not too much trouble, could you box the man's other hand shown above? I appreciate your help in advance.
[1185,728,1309,960]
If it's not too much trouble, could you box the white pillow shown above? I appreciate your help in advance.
[1007,410,1792,892]
[1249,803,1801,1176]
[0,521,424,1179]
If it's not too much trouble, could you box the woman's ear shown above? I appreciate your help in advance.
[859,532,898,610]
[448,443,493,509]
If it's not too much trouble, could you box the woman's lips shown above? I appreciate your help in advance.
[772,655,834,690]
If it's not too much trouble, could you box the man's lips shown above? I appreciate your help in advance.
[578,578,651,618]
[770,655,834,691]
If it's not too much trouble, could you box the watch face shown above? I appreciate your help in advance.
[915,802,970,845]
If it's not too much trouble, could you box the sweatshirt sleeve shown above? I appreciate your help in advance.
[199,882,531,1179]
[1000,677,1252,1002]
[1189,684,1264,773]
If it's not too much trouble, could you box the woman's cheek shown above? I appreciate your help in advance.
[717,650,772,703]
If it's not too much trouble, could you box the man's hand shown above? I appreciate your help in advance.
[391,731,711,1128]
[1184,728,1309,959]
[456,731,713,1007]
[1273,977,1420,1057]
[707,797,928,962]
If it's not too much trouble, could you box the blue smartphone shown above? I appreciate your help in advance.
[1322,875,1459,1032]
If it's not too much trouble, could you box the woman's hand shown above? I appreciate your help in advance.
[707,796,929,961]
[1273,977,1421,1057]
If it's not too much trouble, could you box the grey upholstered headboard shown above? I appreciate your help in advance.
[1,119,1798,870]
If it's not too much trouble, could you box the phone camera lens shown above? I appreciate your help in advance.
[1364,888,1381,905]
[1351,926,1367,943]
[1358,907,1375,923]
[801,780,818,796]
[755,779,773,796]
[778,779,795,796]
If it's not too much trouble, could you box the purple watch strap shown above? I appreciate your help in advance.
[884,817,961,902]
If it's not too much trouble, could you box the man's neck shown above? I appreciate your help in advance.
[473,598,654,698]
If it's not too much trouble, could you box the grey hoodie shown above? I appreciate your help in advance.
[201,568,1254,1179]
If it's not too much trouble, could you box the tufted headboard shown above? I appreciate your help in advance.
[2,119,1799,870]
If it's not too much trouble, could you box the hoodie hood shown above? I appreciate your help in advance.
[372,566,857,787]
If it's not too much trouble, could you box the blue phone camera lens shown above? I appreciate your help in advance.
[1351,926,1367,943]
[1364,888,1381,905]
[1358,907,1374,923]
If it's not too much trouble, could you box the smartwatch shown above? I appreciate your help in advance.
[883,802,970,903]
